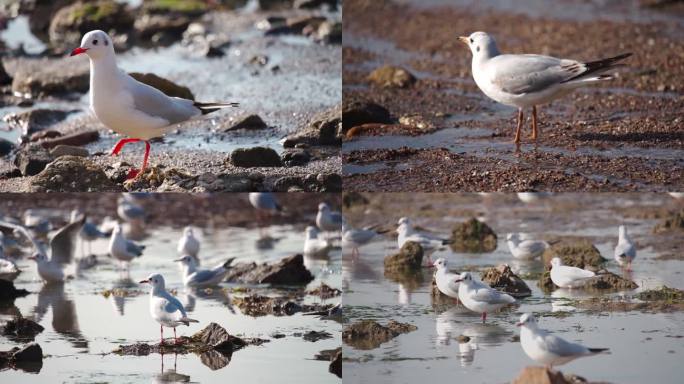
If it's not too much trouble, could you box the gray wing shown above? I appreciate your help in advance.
[81,222,107,239]
[122,204,145,219]
[0,220,45,255]
[164,294,187,317]
[614,241,636,258]
[50,216,85,265]
[123,73,200,125]
[519,240,548,255]
[488,54,579,94]
[541,332,588,356]
[330,212,343,225]
[125,240,144,257]
[471,285,515,304]
[190,269,220,284]
[347,228,375,243]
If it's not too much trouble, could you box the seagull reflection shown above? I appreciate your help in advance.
[398,283,412,305]
[461,322,511,346]
[156,353,190,383]
[550,287,597,312]
[108,277,137,316]
[32,283,88,350]
[434,307,470,346]
[179,288,235,314]
[508,258,543,276]
[457,339,478,366]
[304,251,331,271]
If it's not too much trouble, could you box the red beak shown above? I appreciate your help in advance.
[139,279,149,284]
[70,47,88,56]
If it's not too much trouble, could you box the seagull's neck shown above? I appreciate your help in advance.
[90,55,122,96]
[619,227,628,241]
[182,263,197,275]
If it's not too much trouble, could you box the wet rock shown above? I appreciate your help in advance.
[220,114,268,132]
[0,138,15,157]
[258,0,295,10]
[329,347,341,377]
[307,283,342,299]
[305,20,342,44]
[542,240,604,269]
[636,286,684,301]
[14,144,53,176]
[11,57,89,97]
[342,101,391,131]
[1,317,44,341]
[272,176,305,192]
[0,62,11,85]
[3,109,72,137]
[229,147,282,167]
[142,0,209,15]
[49,145,89,158]
[448,218,497,253]
[281,148,311,166]
[367,65,416,88]
[0,280,30,301]
[129,73,194,100]
[480,264,532,298]
[457,335,471,343]
[512,366,575,384]
[343,320,417,350]
[232,294,333,317]
[30,156,120,192]
[302,330,332,342]
[29,130,62,142]
[48,1,135,54]
[283,105,342,147]
[193,322,248,352]
[317,173,342,192]
[384,241,423,272]
[40,130,100,148]
[226,254,314,285]
[538,271,555,291]
[588,272,638,290]
[654,209,684,233]
[199,349,232,370]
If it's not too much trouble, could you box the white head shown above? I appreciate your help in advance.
[506,233,520,242]
[70,209,81,223]
[397,217,411,226]
[516,313,537,328]
[113,223,123,235]
[71,30,115,60]
[433,257,447,270]
[28,251,47,264]
[139,273,165,290]
[318,203,330,212]
[458,31,500,59]
[455,271,473,284]
[174,255,198,268]
[550,257,563,268]
[183,227,194,237]
[306,226,319,239]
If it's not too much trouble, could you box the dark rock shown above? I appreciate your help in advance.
[636,286,684,301]
[295,0,338,9]
[11,57,89,97]
[281,148,311,166]
[367,65,416,88]
[0,62,11,85]
[0,138,15,157]
[457,335,471,343]
[538,271,555,291]
[14,144,53,176]
[227,254,314,285]
[258,0,295,10]
[272,176,304,192]
[317,173,342,192]
[342,192,369,208]
[329,347,341,377]
[232,294,333,317]
[221,114,268,132]
[283,105,342,147]
[229,147,282,167]
[49,144,89,158]
[654,208,684,233]
[12,342,43,373]
[342,101,391,131]
[30,130,62,142]
[448,218,497,253]
[129,73,194,100]
[3,109,72,136]
[589,272,638,290]
[480,264,532,298]
[307,283,341,299]
[192,322,247,352]
[199,349,232,370]
[302,330,332,342]
[40,130,99,149]
[0,280,30,301]
[542,240,604,269]
[343,320,417,350]
[30,156,120,192]
[384,241,423,272]
[1,317,44,341]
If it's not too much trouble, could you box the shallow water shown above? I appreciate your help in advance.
[342,193,684,384]
[1,221,341,383]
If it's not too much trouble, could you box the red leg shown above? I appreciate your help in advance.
[173,327,177,344]
[482,312,487,323]
[111,138,141,156]
[126,140,151,180]
[160,325,164,345]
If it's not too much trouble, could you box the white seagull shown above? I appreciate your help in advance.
[433,258,461,304]
[396,217,448,264]
[517,313,609,368]
[117,197,146,223]
[0,244,20,276]
[70,30,239,179]
[341,222,378,257]
[139,273,199,344]
[177,227,200,264]
[549,257,596,289]
[249,192,282,229]
[507,233,549,260]
[109,224,145,267]
[614,225,636,271]
[174,255,235,288]
[316,203,342,233]
[455,272,515,323]
[304,226,332,255]
[459,31,631,146]
[70,210,110,255]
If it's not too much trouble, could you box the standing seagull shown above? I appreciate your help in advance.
[433,258,461,305]
[455,272,515,323]
[614,225,636,271]
[304,226,332,256]
[109,224,145,268]
[458,31,631,146]
[506,233,549,260]
[316,203,343,233]
[549,257,596,289]
[0,216,85,283]
[248,192,282,229]
[174,255,235,288]
[177,227,200,264]
[397,217,448,265]
[139,273,198,345]
[70,30,239,179]
[70,210,110,255]
[342,222,378,257]
[517,313,609,368]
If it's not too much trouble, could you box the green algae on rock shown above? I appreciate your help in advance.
[384,241,423,272]
[448,218,497,253]
[343,320,417,350]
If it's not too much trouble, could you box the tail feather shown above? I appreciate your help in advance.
[222,257,236,269]
[561,53,632,84]
[194,101,240,115]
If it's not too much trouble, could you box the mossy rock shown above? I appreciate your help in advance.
[367,65,416,88]
[542,239,604,269]
[636,286,684,302]
[538,270,555,291]
[448,218,497,253]
[142,0,209,15]
[480,264,531,298]
[343,320,417,350]
[30,156,120,192]
[383,241,423,272]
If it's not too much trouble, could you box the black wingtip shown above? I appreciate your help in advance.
[589,348,609,353]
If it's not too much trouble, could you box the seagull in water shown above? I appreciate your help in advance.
[0,216,84,283]
[174,255,235,288]
[70,30,239,179]
[396,217,448,264]
[109,224,145,268]
[70,210,110,255]
[248,192,282,228]
[614,225,636,271]
[459,31,631,147]
[177,227,200,264]
[517,313,609,368]
[140,273,199,345]
[455,272,515,323]
[550,257,596,289]
[342,222,378,257]
[433,258,461,305]
[316,203,342,233]
[304,226,332,256]
[506,233,549,260]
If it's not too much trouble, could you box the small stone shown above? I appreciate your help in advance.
[221,114,268,132]
[14,144,53,176]
[367,65,416,88]
[282,148,311,166]
[229,147,282,167]
[342,101,391,131]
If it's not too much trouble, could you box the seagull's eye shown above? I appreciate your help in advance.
[93,39,98,45]
[470,38,474,43]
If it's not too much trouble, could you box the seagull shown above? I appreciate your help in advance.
[0,216,84,283]
[174,255,235,288]
[516,192,551,204]
[396,217,448,264]
[614,225,636,271]
[109,224,145,267]
[117,197,146,223]
[433,258,461,304]
[70,30,239,179]
[341,222,378,257]
[506,233,549,260]
[139,273,199,345]
[316,203,342,233]
[23,210,51,239]
[455,272,515,323]
[0,244,20,276]
[70,210,110,255]
[459,32,631,146]
[517,313,609,368]
[549,257,595,289]
[304,226,332,255]
[177,227,200,264]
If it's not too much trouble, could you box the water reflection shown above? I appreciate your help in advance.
[460,323,511,346]
[156,353,190,383]
[33,283,88,350]
[108,277,137,316]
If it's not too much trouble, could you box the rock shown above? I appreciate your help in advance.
[0,138,15,157]
[538,271,555,291]
[180,22,230,58]
[342,101,391,131]
[272,176,304,192]
[3,109,72,136]
[220,114,268,132]
[0,280,30,301]
[302,330,332,342]
[0,62,11,85]
[49,145,89,158]
[48,1,134,53]
[480,264,532,298]
[1,317,44,341]
[588,272,638,290]
[329,347,341,378]
[384,241,423,272]
[654,209,684,233]
[226,254,314,285]
[306,20,341,44]
[283,105,342,147]
[229,147,282,167]
[512,366,574,384]
[11,57,89,97]
[307,283,342,299]
[542,240,604,269]
[30,130,62,142]
[0,343,43,373]
[448,218,497,253]
[367,65,416,88]
[133,14,192,46]
[192,322,247,352]
[343,192,369,208]
[281,148,311,166]
[14,144,53,176]
[129,73,194,100]
[343,320,417,350]
[40,130,99,149]
[232,294,332,316]
[199,349,232,370]
[636,286,684,301]
[457,335,471,343]
[258,0,295,10]
[30,156,120,192]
